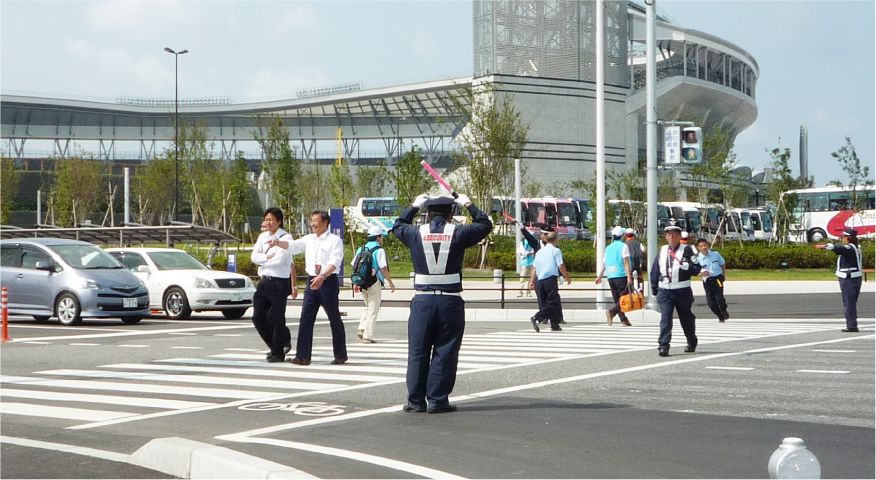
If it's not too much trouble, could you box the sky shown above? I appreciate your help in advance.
[1,0,874,187]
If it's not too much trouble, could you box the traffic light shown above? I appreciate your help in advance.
[681,127,703,164]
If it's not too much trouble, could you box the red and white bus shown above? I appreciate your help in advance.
[520,197,579,239]
[784,185,876,242]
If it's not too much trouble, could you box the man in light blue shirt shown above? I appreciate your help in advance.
[529,232,572,332]
[696,238,729,323]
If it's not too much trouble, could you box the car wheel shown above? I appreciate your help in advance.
[33,315,51,323]
[809,228,827,242]
[163,287,192,319]
[56,293,82,326]
[121,317,142,325]
[221,308,248,320]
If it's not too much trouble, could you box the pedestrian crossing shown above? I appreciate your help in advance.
[0,321,837,428]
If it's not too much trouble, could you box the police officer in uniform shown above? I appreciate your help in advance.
[649,220,702,357]
[816,227,863,332]
[393,192,492,413]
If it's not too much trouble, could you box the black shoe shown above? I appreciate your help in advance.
[402,403,426,413]
[550,323,562,331]
[427,404,458,414]
[558,319,566,324]
[723,311,730,320]
[530,316,540,333]
[842,327,859,333]
[288,357,311,365]
[658,348,669,357]
[684,345,696,353]
[331,357,348,365]
[621,319,632,327]
[283,341,292,355]
[266,355,285,363]
[719,318,725,323]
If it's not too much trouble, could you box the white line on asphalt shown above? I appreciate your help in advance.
[811,349,856,353]
[167,332,198,336]
[0,435,129,463]
[216,433,466,480]
[0,402,136,421]
[101,363,400,383]
[7,324,250,342]
[19,341,51,344]
[0,376,272,400]
[0,388,215,409]
[796,369,851,374]
[36,369,344,391]
[118,344,149,348]
[705,366,755,371]
[6,325,131,332]
[169,346,203,349]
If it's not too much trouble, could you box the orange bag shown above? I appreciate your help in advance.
[619,286,645,313]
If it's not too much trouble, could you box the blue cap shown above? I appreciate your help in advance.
[425,196,455,210]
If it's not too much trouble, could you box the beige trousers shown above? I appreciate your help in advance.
[357,283,382,340]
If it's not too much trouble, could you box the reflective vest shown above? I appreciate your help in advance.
[657,244,698,290]
[414,223,461,288]
[834,243,863,279]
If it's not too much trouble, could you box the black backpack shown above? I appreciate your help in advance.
[350,245,381,289]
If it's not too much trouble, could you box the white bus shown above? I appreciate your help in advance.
[344,197,401,233]
[783,185,876,242]
[750,208,775,241]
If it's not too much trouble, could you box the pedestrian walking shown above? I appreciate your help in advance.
[625,228,645,289]
[816,227,863,332]
[517,235,535,297]
[250,207,295,363]
[393,193,492,414]
[649,220,702,356]
[595,226,633,327]
[529,232,572,332]
[353,225,396,343]
[696,238,729,323]
[280,210,348,366]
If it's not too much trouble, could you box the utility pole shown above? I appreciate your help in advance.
[164,47,188,222]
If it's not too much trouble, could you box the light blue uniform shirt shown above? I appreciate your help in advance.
[533,243,563,280]
[697,250,725,277]
[519,240,535,268]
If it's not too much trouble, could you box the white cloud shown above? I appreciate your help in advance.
[63,37,171,98]
[241,67,332,101]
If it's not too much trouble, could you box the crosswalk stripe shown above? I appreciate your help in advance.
[100,363,399,383]
[0,377,270,399]
[169,357,408,375]
[0,402,136,421]
[0,388,215,409]
[36,369,343,391]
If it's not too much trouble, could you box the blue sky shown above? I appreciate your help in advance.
[1,0,873,186]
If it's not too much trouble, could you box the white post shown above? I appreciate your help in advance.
[646,0,658,308]
[124,167,130,225]
[595,0,607,312]
[36,189,41,225]
[515,158,522,274]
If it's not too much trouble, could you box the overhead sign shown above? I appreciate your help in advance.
[664,126,681,164]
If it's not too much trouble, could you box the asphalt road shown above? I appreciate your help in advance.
[1,293,873,479]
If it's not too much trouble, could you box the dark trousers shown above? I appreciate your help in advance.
[533,276,563,326]
[294,275,347,361]
[251,277,291,357]
[607,276,630,322]
[839,276,862,329]
[407,294,465,408]
[703,275,728,320]
[657,288,697,350]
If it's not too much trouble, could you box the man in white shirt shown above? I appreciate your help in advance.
[281,210,347,365]
[250,207,296,363]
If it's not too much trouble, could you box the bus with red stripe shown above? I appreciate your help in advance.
[784,185,875,242]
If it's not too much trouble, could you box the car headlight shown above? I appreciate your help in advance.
[84,279,100,289]
[192,277,214,289]
[244,277,254,288]
[138,280,146,289]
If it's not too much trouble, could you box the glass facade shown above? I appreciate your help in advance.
[474,0,629,86]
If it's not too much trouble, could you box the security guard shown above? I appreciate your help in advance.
[392,192,492,414]
[816,227,863,332]
[649,220,702,357]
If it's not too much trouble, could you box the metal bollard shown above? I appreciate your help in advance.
[2,287,10,342]
[768,437,821,479]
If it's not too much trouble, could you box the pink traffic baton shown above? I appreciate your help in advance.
[420,160,457,197]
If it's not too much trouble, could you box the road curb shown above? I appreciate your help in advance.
[129,437,316,479]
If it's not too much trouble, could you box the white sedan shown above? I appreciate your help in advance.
[106,247,255,319]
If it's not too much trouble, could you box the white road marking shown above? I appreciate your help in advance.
[705,366,755,371]
[101,363,399,383]
[796,369,850,374]
[8,323,249,342]
[167,332,198,336]
[169,346,203,350]
[0,402,135,421]
[0,376,271,399]
[118,344,149,348]
[811,349,856,353]
[0,435,129,463]
[0,388,215,409]
[36,369,344,391]
[19,341,51,344]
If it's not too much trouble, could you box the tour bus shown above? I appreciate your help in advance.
[728,208,754,241]
[783,185,876,242]
[571,198,593,240]
[520,197,579,239]
[663,202,704,237]
[345,197,401,233]
[749,208,775,241]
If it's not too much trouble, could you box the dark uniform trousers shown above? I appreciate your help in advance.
[252,276,292,357]
[657,288,698,349]
[407,294,465,409]
[295,274,347,361]
[703,275,728,320]
[839,276,862,329]
[533,276,564,326]
[607,276,630,322]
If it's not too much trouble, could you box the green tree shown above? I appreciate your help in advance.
[355,160,391,198]
[395,146,430,205]
[132,156,176,224]
[1,158,21,224]
[766,146,804,244]
[255,116,301,218]
[328,162,354,208]
[831,137,873,210]
[225,152,256,234]
[178,120,223,226]
[49,157,105,226]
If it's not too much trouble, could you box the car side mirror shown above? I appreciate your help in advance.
[137,265,151,274]
[34,261,53,271]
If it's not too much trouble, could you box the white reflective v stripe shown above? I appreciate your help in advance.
[414,273,461,285]
[419,224,455,275]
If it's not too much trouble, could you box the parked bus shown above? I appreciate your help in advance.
[783,185,876,242]
[345,197,401,233]
[520,197,578,239]
[663,202,703,237]
[727,208,754,241]
[571,198,593,240]
[749,208,775,241]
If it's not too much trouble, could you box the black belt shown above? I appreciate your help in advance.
[260,275,288,281]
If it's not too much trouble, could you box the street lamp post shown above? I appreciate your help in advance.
[164,47,188,222]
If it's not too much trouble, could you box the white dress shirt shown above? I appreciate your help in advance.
[287,230,344,277]
[251,228,294,278]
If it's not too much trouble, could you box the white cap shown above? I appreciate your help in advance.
[681,231,689,239]
[367,225,385,237]
[625,228,635,236]
[611,226,625,238]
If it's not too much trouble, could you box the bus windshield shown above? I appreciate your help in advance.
[556,203,577,226]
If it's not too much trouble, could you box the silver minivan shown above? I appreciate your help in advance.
[0,238,149,325]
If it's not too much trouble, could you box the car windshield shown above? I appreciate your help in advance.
[52,245,124,269]
[149,251,209,271]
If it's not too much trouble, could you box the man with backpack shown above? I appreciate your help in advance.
[352,225,396,343]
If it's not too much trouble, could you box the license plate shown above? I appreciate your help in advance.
[123,298,137,308]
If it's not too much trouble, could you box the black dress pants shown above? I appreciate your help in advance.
[252,276,291,357]
[534,276,563,326]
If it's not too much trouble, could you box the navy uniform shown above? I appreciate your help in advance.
[393,193,492,413]
[823,228,863,332]
[649,221,702,356]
